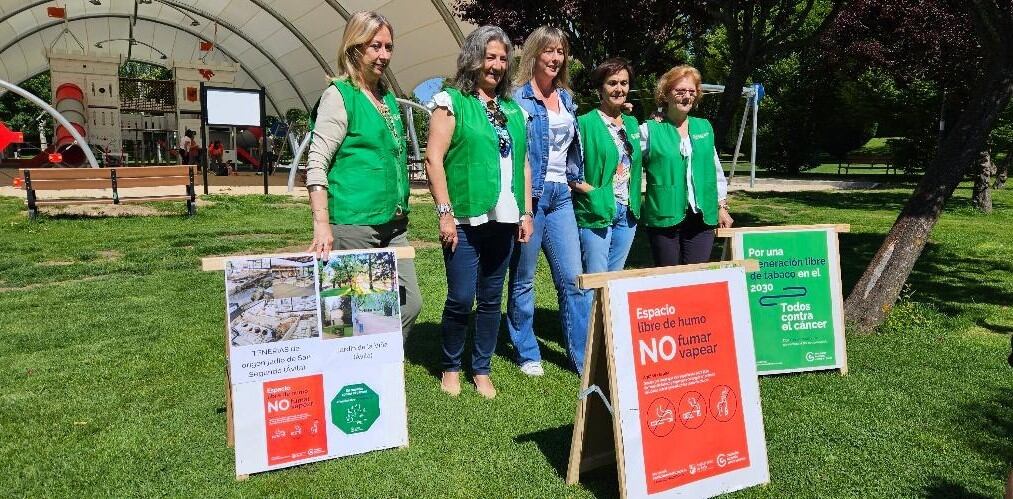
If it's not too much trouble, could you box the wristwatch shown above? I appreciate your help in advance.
[435,203,454,217]
[718,200,729,210]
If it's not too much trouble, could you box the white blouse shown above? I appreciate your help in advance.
[429,91,524,226]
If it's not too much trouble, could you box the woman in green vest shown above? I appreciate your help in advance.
[425,26,533,399]
[304,11,421,338]
[571,58,643,274]
[640,65,734,266]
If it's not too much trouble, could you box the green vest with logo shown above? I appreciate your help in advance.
[443,88,527,218]
[641,117,719,228]
[573,111,643,228]
[309,79,408,225]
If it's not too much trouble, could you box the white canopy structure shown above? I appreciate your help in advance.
[0,0,475,114]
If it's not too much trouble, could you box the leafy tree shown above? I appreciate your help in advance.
[118,60,171,80]
[453,0,708,108]
[701,0,844,149]
[831,0,1013,331]
[0,72,52,148]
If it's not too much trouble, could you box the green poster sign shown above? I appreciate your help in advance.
[736,229,844,373]
[331,383,380,434]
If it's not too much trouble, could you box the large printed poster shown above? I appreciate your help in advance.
[607,268,768,498]
[731,228,846,374]
[224,250,407,476]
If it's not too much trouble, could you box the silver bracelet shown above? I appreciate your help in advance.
[307,185,326,193]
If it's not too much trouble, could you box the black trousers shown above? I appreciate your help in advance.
[645,210,716,267]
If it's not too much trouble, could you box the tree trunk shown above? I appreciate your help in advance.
[712,62,752,151]
[995,150,1009,189]
[844,68,1013,333]
[972,149,995,212]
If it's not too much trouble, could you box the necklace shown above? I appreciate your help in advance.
[477,93,512,158]
[367,87,403,159]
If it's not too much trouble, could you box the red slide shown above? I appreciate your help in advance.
[236,146,260,168]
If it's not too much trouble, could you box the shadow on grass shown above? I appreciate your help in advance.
[922,477,995,499]
[405,321,444,380]
[514,424,620,498]
[733,189,914,213]
[404,311,578,378]
[957,387,1013,466]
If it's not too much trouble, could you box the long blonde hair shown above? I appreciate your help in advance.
[513,26,570,91]
[333,11,393,91]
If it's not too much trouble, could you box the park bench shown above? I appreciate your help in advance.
[23,165,196,219]
[837,153,896,175]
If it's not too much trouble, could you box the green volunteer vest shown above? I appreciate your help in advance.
[641,116,719,228]
[443,88,527,218]
[573,110,643,228]
[309,79,408,225]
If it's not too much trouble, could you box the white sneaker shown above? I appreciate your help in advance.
[520,361,544,377]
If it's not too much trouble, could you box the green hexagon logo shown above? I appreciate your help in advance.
[330,383,380,434]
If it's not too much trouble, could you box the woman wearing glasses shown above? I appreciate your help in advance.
[305,11,422,340]
[641,65,733,267]
[571,58,643,275]
[425,26,533,399]
[508,26,589,377]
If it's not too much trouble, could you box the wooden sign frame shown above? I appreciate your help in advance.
[200,247,415,480]
[567,260,762,497]
[717,225,849,376]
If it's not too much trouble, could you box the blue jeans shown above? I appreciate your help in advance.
[507,181,588,374]
[578,202,638,274]
[442,222,515,375]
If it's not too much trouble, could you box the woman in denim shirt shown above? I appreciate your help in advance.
[508,26,589,376]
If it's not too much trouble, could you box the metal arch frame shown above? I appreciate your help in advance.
[222,0,333,75]
[145,0,311,110]
[0,14,284,115]
[429,0,465,47]
[0,0,308,110]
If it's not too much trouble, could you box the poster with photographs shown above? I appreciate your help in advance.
[319,250,401,339]
[224,249,408,477]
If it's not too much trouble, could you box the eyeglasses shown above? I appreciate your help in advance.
[617,127,634,157]
[486,98,507,127]
[672,88,697,97]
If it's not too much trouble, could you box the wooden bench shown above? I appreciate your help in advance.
[23,165,197,219]
[838,153,896,175]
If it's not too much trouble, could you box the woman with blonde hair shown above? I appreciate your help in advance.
[426,26,533,399]
[304,10,421,339]
[640,65,733,267]
[506,26,589,377]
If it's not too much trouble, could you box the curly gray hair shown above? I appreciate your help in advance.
[451,25,514,99]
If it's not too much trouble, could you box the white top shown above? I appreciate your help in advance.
[597,111,632,205]
[429,91,522,226]
[639,122,727,214]
[305,85,349,187]
[544,106,574,183]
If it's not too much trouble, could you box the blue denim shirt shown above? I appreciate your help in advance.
[514,82,585,197]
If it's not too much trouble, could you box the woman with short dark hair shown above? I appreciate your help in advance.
[571,58,643,274]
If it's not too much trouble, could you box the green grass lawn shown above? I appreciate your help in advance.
[1,186,1011,497]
